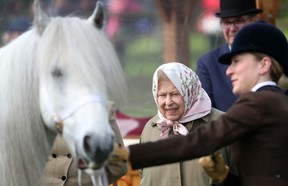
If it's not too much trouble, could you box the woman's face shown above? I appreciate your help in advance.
[226,53,261,95]
[157,79,185,121]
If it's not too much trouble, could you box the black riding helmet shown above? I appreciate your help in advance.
[218,21,288,76]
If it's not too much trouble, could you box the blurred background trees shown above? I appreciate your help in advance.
[1,0,287,117]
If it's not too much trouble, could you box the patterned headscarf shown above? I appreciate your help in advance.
[152,62,212,138]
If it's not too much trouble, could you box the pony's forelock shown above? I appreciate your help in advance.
[38,17,127,102]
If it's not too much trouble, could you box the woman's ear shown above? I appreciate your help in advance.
[259,57,272,75]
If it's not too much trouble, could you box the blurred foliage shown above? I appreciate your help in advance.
[277,1,288,36]
[0,0,33,36]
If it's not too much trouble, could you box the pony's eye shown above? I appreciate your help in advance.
[52,67,63,78]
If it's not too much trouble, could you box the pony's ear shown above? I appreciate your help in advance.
[88,1,105,29]
[33,0,50,35]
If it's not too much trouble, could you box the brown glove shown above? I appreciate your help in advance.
[109,143,130,162]
[199,151,229,184]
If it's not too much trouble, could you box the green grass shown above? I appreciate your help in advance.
[124,35,163,77]
[189,32,211,70]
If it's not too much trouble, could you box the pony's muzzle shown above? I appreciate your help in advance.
[77,133,114,170]
[83,134,114,163]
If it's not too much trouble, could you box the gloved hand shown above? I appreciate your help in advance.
[199,151,229,184]
[109,143,129,162]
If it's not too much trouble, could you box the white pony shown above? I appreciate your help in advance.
[0,0,126,185]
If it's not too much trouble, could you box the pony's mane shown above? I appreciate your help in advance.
[0,14,126,186]
[0,29,52,186]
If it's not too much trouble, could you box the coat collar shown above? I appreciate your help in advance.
[256,85,282,93]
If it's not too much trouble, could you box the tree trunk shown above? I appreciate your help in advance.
[256,0,281,25]
[155,0,195,66]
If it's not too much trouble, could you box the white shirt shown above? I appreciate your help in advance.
[251,81,277,92]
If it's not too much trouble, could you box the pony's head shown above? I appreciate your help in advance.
[34,0,125,174]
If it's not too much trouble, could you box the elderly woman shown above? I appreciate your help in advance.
[114,22,288,186]
[139,62,234,186]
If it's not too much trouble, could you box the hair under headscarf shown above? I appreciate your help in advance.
[152,62,212,138]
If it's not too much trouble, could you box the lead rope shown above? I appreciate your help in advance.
[78,169,82,186]
[91,168,108,186]
[77,167,108,186]
[91,174,97,186]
